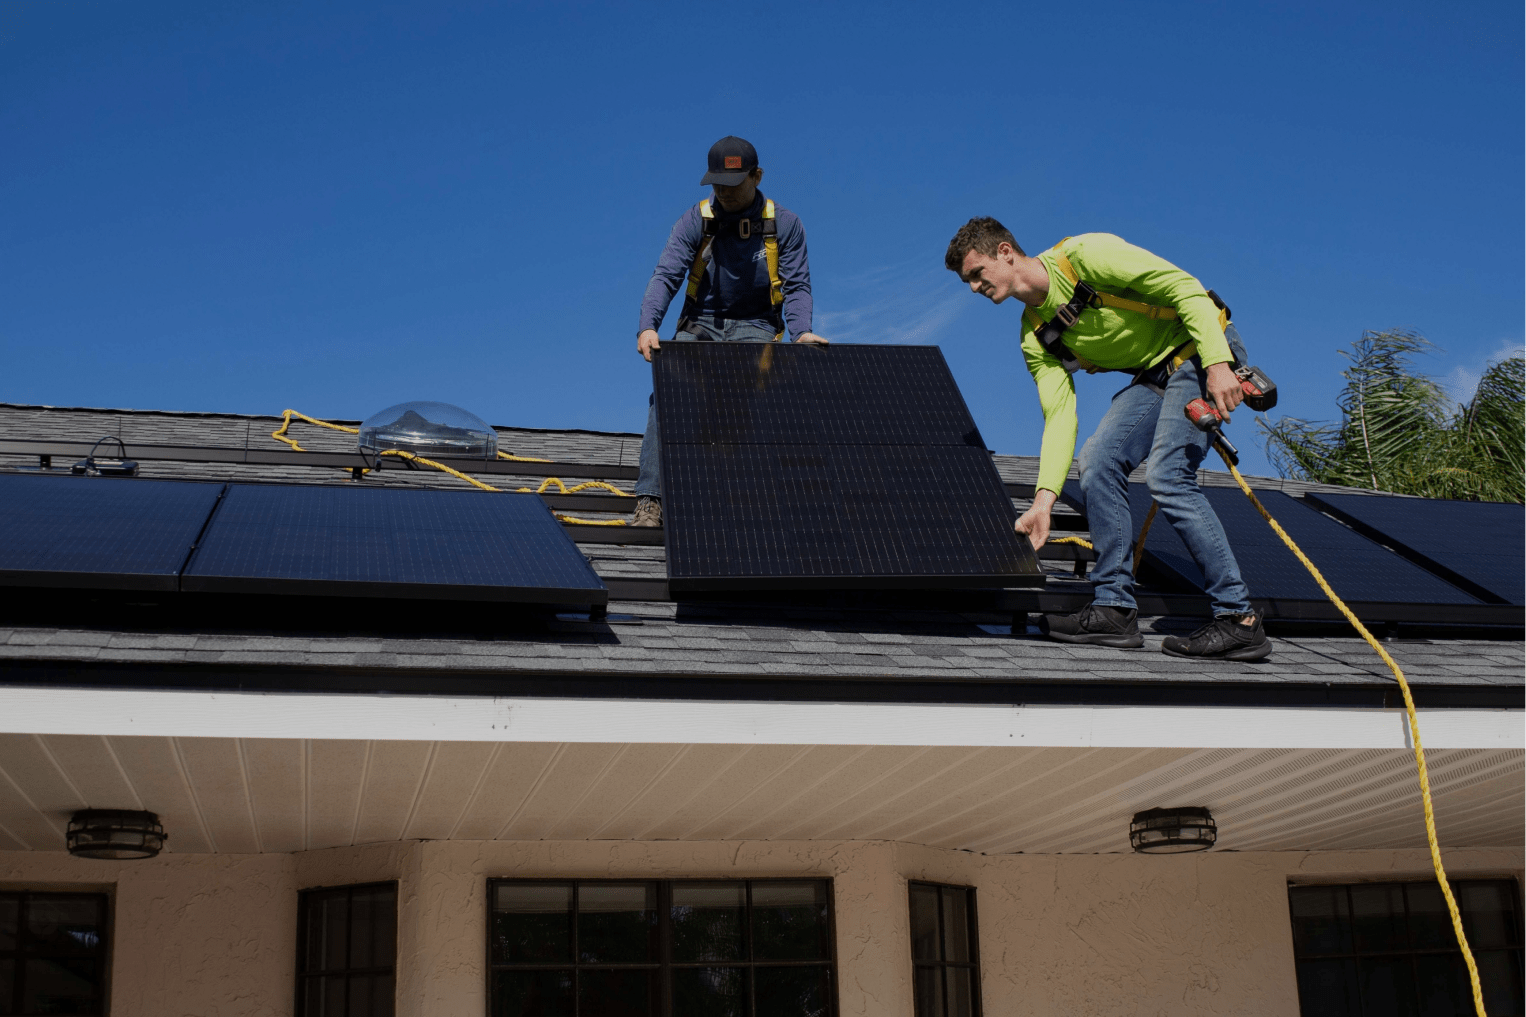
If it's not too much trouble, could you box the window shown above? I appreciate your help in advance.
[909,881,981,1017]
[1289,879,1524,1016]
[296,882,397,1017]
[489,879,836,1016]
[0,891,109,1016]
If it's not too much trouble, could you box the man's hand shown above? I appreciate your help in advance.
[1015,488,1057,551]
[638,329,661,363]
[1205,362,1244,420]
[796,332,829,344]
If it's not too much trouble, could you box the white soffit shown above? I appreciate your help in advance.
[0,735,1518,854]
[0,687,1518,750]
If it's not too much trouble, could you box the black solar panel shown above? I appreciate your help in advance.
[1305,493,1524,606]
[0,474,223,591]
[183,484,607,604]
[1118,485,1480,606]
[654,343,1042,590]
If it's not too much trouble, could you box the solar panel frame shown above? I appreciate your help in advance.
[0,474,225,592]
[654,343,1043,592]
[1304,493,1524,606]
[182,483,607,605]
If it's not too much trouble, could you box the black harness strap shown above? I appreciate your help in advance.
[1033,280,1101,374]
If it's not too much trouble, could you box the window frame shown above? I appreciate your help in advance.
[0,888,111,1016]
[485,876,839,1017]
[1287,876,1524,1016]
[294,879,399,1017]
[907,880,983,1017]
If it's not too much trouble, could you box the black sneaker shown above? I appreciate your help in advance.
[1161,613,1272,661]
[1039,604,1144,648]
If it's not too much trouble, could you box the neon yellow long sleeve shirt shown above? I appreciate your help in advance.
[1020,233,1233,495]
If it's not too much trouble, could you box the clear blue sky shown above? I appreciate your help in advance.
[3,1,1521,477]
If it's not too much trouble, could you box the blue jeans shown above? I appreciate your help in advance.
[1077,324,1253,617]
[635,316,779,498]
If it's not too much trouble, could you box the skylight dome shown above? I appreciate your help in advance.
[357,401,498,459]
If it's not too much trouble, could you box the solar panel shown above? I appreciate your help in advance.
[1116,485,1480,607]
[183,484,607,604]
[0,474,223,591]
[1304,493,1524,606]
[653,343,1043,591]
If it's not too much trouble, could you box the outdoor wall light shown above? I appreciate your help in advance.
[66,809,166,860]
[1129,806,1217,853]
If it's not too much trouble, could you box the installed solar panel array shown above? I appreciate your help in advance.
[0,474,605,606]
[185,484,606,603]
[0,474,223,591]
[1070,483,1519,623]
[653,343,1043,591]
[1305,493,1524,607]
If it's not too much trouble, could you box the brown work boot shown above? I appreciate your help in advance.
[632,496,662,528]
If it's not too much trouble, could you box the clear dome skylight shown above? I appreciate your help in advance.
[357,401,498,459]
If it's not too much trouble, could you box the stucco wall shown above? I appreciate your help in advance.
[1,843,1520,1016]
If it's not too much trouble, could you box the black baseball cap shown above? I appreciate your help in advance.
[700,136,758,186]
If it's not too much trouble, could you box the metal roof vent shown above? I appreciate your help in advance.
[357,401,498,459]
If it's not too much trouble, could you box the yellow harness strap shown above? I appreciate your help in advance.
[683,200,715,302]
[763,199,784,340]
[682,198,786,341]
[1049,240,1230,332]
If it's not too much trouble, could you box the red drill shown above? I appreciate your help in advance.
[1184,397,1239,465]
[1184,363,1277,466]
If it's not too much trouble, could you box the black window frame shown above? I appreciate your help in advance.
[1288,877,1524,1017]
[487,877,839,1017]
[0,889,111,1017]
[908,880,983,1017]
[294,880,399,1017]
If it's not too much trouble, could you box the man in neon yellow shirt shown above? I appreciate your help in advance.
[946,218,1270,661]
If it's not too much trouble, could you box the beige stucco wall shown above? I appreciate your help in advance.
[1,842,1520,1016]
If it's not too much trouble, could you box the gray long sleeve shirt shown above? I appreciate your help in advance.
[637,191,813,337]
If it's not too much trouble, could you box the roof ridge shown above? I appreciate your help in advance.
[0,402,642,439]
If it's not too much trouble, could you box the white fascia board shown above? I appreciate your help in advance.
[0,687,1518,750]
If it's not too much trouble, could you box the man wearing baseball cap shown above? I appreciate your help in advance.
[630,136,827,526]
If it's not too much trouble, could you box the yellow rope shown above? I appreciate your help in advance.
[554,515,629,527]
[273,409,551,463]
[1049,536,1094,550]
[1049,464,1484,1013]
[270,410,631,525]
[1220,455,1485,1017]
[271,409,357,451]
[376,450,500,492]
[516,477,634,497]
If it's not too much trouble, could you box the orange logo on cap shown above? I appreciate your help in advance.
[724,156,742,169]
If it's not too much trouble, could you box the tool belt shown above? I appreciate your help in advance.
[1131,340,1200,396]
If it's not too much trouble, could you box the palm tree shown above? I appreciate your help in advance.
[1260,329,1524,503]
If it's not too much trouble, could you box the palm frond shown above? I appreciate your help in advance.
[1259,331,1524,503]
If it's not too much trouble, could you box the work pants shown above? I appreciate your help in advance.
[634,316,778,499]
[1077,323,1254,618]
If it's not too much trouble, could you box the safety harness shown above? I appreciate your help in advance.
[1023,240,1232,391]
[677,197,786,340]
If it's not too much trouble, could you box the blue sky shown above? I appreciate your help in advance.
[3,1,1521,477]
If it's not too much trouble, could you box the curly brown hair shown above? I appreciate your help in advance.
[944,217,1024,273]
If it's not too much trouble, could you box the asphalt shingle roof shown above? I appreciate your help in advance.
[0,403,1519,701]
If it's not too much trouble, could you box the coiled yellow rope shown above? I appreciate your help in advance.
[1043,462,1484,1013]
[269,410,631,526]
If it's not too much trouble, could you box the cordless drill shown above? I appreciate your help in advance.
[1184,364,1278,467]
